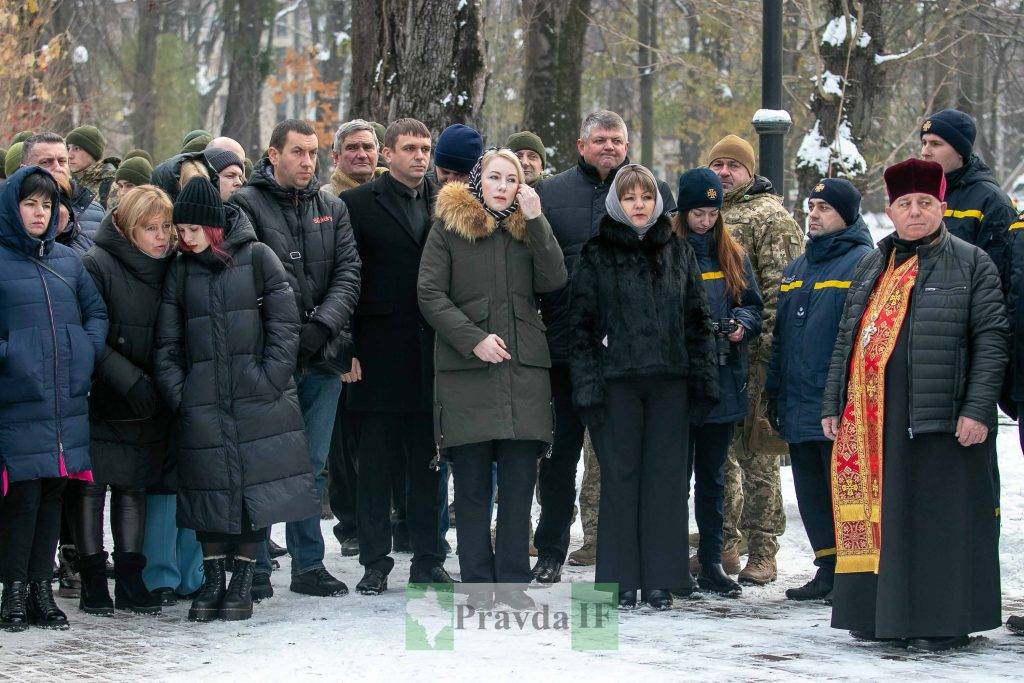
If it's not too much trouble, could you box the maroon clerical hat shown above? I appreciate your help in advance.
[883,158,946,205]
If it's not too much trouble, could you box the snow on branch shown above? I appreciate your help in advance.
[796,120,867,177]
[822,16,871,49]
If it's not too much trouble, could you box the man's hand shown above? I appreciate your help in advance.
[342,357,362,383]
[822,416,839,441]
[473,334,512,363]
[955,415,988,447]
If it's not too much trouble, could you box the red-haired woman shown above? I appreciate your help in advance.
[674,168,763,599]
[154,177,318,622]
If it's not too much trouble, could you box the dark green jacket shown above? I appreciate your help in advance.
[417,182,567,451]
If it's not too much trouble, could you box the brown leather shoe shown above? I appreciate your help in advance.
[567,541,596,566]
[738,555,777,585]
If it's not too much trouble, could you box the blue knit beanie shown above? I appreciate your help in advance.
[434,124,484,175]
[920,109,976,163]
[809,178,861,227]
[676,168,724,214]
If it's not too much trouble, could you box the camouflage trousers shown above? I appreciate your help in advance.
[722,363,786,558]
[578,430,600,544]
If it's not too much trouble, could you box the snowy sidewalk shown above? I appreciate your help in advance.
[1,426,1023,681]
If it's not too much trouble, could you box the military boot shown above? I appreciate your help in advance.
[738,555,777,586]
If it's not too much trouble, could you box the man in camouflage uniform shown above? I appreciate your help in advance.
[706,135,803,585]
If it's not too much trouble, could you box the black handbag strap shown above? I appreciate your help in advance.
[25,253,81,317]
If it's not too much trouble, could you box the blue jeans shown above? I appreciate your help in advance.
[257,367,341,575]
[142,494,203,595]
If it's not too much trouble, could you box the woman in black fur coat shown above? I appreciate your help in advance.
[569,164,718,611]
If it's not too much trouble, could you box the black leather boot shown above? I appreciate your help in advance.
[27,580,69,629]
[113,551,161,615]
[618,590,638,609]
[645,589,673,610]
[785,567,834,601]
[189,556,227,622]
[697,563,743,598]
[219,557,256,621]
[76,552,114,616]
[530,556,563,584]
[0,582,29,632]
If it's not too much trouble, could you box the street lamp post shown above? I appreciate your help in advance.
[752,0,791,196]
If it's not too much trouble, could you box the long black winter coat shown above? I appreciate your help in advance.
[569,215,719,418]
[687,231,763,424]
[341,173,437,413]
[230,158,361,369]
[1005,212,1024,403]
[942,155,1017,287]
[822,226,1008,434]
[154,207,318,535]
[82,214,175,489]
[536,158,676,365]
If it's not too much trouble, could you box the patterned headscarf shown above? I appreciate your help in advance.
[468,148,520,221]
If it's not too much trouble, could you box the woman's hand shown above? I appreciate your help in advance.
[728,322,745,343]
[473,334,512,363]
[517,185,542,220]
[955,415,988,447]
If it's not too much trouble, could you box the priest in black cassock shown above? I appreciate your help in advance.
[820,158,1008,652]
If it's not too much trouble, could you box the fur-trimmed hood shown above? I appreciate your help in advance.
[434,181,527,243]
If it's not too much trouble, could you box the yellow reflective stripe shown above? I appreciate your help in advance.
[813,280,851,290]
[814,547,837,559]
[1010,221,1024,231]
[944,208,984,220]
[701,271,724,281]
[780,280,803,292]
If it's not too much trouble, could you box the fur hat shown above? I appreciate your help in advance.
[883,158,946,205]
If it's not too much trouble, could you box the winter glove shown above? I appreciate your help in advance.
[298,322,331,360]
[765,392,781,435]
[578,405,606,430]
[126,376,159,417]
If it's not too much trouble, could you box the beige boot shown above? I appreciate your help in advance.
[692,546,741,575]
[738,555,777,586]
[567,540,596,566]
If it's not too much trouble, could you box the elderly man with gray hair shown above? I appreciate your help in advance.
[323,119,385,197]
[530,110,676,585]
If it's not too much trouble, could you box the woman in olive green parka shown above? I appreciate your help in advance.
[417,148,565,605]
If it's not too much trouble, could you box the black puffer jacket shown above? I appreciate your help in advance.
[942,155,1018,287]
[822,226,1008,433]
[1005,211,1024,403]
[230,158,360,366]
[154,206,318,535]
[150,152,213,201]
[569,215,719,418]
[536,158,675,365]
[70,181,104,238]
[82,214,174,489]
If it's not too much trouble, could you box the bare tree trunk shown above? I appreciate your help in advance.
[311,0,350,179]
[347,0,383,120]
[130,0,162,152]
[371,0,488,135]
[637,0,657,169]
[795,0,884,206]
[222,0,273,159]
[521,0,592,172]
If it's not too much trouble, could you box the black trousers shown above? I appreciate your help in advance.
[0,478,67,583]
[450,439,539,583]
[688,421,734,564]
[68,481,147,556]
[789,441,836,571]
[592,378,689,593]
[533,365,586,562]
[353,411,442,575]
[328,385,359,541]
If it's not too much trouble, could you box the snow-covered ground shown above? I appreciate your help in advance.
[2,423,1023,681]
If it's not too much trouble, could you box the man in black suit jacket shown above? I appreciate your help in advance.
[340,118,449,594]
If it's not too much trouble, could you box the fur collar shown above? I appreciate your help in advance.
[434,182,527,243]
[597,213,673,251]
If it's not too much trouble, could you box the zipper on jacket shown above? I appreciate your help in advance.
[923,285,967,293]
[36,267,65,471]
[906,261,920,439]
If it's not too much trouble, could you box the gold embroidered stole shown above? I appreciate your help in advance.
[831,253,919,574]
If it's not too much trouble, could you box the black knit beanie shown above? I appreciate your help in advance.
[920,109,976,164]
[173,176,225,228]
[204,147,244,175]
[809,178,861,227]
